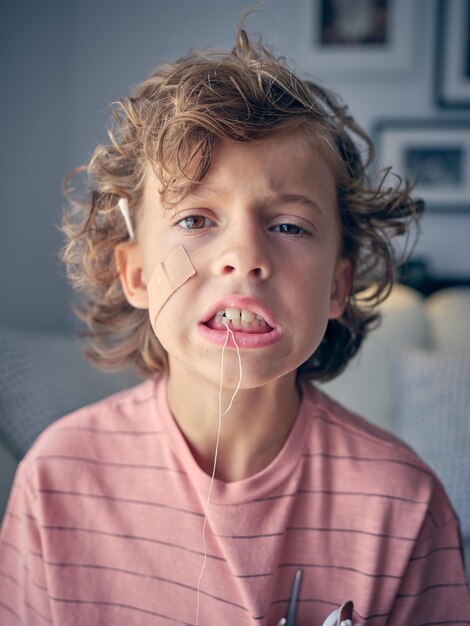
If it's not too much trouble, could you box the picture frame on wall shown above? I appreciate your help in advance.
[294,0,416,75]
[435,0,470,108]
[375,120,470,213]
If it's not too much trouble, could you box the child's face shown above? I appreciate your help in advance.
[117,132,351,391]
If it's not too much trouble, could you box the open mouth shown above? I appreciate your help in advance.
[205,307,273,334]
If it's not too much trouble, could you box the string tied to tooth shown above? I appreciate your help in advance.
[195,321,242,626]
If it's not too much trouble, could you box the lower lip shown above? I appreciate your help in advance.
[197,323,282,348]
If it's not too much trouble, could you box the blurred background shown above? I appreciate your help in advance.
[0,0,469,332]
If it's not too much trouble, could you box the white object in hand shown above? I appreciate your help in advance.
[322,607,361,626]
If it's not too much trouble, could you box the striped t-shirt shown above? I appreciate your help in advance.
[1,376,469,625]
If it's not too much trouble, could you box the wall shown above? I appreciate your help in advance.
[0,1,73,331]
[1,0,469,332]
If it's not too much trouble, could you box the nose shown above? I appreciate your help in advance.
[211,222,272,281]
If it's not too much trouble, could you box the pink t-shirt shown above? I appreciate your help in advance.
[1,376,469,625]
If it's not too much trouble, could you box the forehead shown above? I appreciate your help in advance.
[209,131,335,190]
[143,129,338,212]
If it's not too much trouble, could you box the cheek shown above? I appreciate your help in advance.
[147,246,197,335]
[287,258,337,348]
[150,318,175,354]
[147,274,199,354]
[291,256,336,308]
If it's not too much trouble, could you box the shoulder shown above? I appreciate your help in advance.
[6,377,167,535]
[22,377,161,472]
[300,380,457,528]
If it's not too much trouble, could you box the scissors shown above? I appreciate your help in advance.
[277,569,356,626]
[277,568,303,626]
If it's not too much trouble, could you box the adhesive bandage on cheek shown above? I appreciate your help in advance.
[118,198,135,240]
[147,246,196,324]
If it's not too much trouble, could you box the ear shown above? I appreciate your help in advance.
[329,257,352,320]
[115,242,149,310]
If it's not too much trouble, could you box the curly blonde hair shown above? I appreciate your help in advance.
[62,30,423,381]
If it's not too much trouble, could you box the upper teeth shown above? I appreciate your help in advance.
[215,308,265,327]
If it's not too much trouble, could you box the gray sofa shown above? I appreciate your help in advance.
[0,327,139,514]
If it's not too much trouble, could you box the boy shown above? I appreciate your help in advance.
[1,29,469,625]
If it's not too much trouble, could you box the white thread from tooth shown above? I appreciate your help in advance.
[195,321,242,626]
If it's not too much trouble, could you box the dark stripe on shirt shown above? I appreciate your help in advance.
[26,601,53,624]
[417,622,470,625]
[37,488,203,517]
[286,525,415,542]
[39,524,225,561]
[0,600,24,625]
[0,566,20,586]
[55,426,163,435]
[215,532,284,539]
[410,546,462,562]
[397,582,469,599]
[35,454,184,474]
[278,561,401,580]
[256,487,429,505]
[49,596,191,625]
[303,450,432,477]
[43,559,248,612]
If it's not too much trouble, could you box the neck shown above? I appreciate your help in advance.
[166,369,300,482]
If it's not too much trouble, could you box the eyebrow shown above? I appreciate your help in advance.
[187,188,323,215]
[269,193,323,215]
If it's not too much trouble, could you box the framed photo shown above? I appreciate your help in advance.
[435,0,470,108]
[295,0,416,75]
[375,120,470,212]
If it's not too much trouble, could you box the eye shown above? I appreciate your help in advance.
[271,223,310,236]
[177,215,214,230]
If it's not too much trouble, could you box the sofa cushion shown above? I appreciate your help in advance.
[321,284,431,431]
[425,287,470,353]
[393,349,470,538]
[0,326,139,459]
